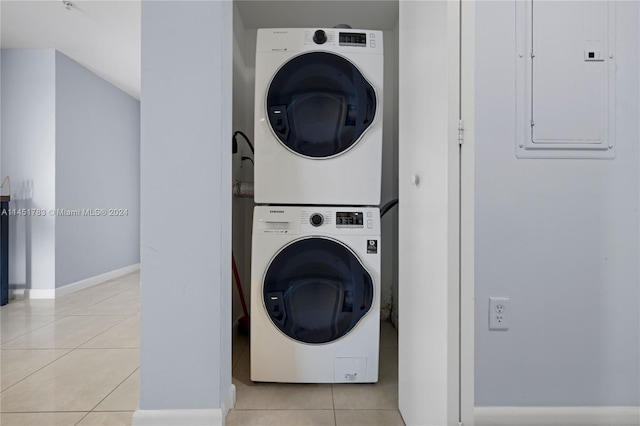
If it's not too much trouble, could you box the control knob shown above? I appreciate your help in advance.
[310,213,324,227]
[313,30,327,44]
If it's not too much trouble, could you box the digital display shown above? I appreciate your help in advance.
[339,32,367,46]
[336,211,364,227]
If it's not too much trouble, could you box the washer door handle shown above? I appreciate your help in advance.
[266,292,287,326]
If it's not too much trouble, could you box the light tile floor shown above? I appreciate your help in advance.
[228,315,403,426]
[1,272,403,426]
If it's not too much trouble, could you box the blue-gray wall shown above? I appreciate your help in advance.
[0,48,140,294]
[1,49,56,293]
[475,1,639,406]
[137,0,233,417]
[55,51,140,288]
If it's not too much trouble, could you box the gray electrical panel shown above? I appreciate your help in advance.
[516,1,616,159]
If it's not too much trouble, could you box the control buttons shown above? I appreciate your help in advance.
[370,40,376,48]
[313,30,327,44]
[367,219,373,229]
[367,211,372,218]
[310,213,324,227]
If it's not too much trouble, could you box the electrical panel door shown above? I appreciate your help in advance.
[516,1,616,159]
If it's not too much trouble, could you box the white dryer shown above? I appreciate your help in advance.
[254,28,383,206]
[251,205,381,383]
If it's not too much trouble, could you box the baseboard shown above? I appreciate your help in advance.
[56,263,140,297]
[132,384,236,426]
[132,409,224,426]
[475,406,640,426]
[222,384,236,421]
[8,264,140,300]
[9,288,56,299]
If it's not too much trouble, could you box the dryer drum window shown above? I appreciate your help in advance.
[263,237,374,344]
[267,52,377,158]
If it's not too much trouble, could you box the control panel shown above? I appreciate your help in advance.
[338,32,367,47]
[254,206,380,235]
[256,28,383,54]
[336,211,364,228]
[304,210,377,231]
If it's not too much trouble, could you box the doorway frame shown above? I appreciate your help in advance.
[397,1,475,424]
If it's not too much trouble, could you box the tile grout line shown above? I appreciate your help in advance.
[0,315,70,347]
[87,366,140,413]
[332,383,338,426]
[73,411,92,426]
[1,301,138,396]
[1,347,138,414]
[0,312,138,395]
[0,348,75,394]
[0,308,92,393]
[0,276,140,420]
[63,284,140,315]
[72,311,139,349]
[83,282,140,302]
[0,279,138,324]
[0,311,136,352]
[58,276,139,304]
[73,286,140,314]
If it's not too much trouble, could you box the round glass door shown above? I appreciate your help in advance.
[263,237,374,344]
[266,52,377,158]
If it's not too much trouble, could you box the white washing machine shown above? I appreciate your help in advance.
[251,205,381,383]
[254,28,383,206]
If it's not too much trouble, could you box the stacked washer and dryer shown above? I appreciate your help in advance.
[251,28,384,383]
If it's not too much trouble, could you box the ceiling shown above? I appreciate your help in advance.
[1,0,141,99]
[236,1,399,30]
[0,1,398,102]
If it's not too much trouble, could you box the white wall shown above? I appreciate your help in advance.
[1,49,56,295]
[55,51,140,287]
[475,0,639,406]
[398,1,462,424]
[137,0,233,420]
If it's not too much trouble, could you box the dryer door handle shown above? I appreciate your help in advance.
[268,105,290,139]
[364,87,376,125]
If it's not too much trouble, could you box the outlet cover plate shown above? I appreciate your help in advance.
[489,297,509,331]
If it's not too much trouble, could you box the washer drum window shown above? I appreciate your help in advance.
[263,237,374,344]
[267,52,377,158]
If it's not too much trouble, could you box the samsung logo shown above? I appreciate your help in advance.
[273,31,288,34]
[269,210,285,213]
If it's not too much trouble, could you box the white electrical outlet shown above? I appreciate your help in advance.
[489,297,509,331]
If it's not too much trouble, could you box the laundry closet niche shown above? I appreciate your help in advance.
[230,1,400,330]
